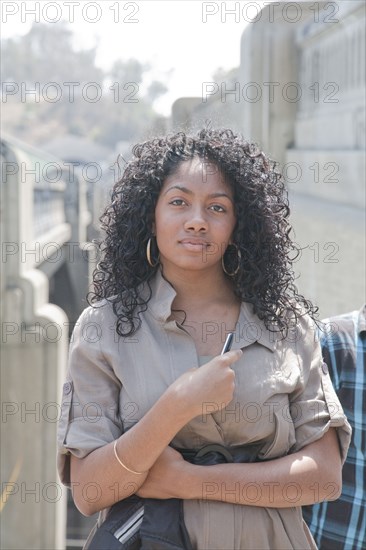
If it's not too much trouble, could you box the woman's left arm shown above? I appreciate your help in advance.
[137,428,342,507]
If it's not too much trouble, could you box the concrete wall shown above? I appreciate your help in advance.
[170,1,365,319]
[285,1,365,317]
[1,136,96,549]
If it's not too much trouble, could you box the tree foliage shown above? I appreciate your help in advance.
[1,22,168,148]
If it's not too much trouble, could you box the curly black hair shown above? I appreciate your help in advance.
[89,127,318,337]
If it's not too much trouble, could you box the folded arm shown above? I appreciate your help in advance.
[137,428,342,507]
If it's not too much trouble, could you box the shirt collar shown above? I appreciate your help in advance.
[146,267,178,321]
[236,301,277,352]
[358,304,366,334]
[146,268,276,352]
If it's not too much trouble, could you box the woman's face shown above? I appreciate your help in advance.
[153,157,236,277]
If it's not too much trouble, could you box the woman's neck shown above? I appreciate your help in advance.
[161,265,237,311]
[161,266,241,354]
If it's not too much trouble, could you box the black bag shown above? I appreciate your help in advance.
[85,494,143,549]
[85,496,193,550]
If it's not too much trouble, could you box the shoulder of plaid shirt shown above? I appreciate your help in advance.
[302,305,366,550]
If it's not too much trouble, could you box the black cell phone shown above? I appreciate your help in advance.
[221,332,234,354]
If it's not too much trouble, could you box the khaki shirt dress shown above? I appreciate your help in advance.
[57,269,351,550]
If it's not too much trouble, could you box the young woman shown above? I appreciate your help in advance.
[58,128,351,549]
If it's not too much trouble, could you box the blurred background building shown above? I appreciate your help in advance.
[1,1,365,548]
[172,1,365,319]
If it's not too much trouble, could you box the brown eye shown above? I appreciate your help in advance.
[210,204,226,212]
[170,199,186,206]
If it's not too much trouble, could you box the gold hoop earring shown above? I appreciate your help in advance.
[222,244,241,277]
[146,237,159,268]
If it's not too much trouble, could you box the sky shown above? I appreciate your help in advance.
[1,1,269,115]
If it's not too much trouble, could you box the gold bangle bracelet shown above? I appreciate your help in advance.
[113,440,145,475]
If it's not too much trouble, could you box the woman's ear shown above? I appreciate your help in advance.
[151,221,156,235]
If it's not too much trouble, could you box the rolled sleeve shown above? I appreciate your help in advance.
[289,315,352,464]
[57,305,123,486]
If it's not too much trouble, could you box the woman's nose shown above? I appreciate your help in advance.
[184,207,208,232]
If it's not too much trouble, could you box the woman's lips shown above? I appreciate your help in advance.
[179,239,209,251]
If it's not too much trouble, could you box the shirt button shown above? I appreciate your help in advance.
[63,382,72,395]
[322,362,328,374]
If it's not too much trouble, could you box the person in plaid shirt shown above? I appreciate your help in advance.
[303,305,366,550]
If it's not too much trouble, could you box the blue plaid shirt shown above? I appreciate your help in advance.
[302,306,366,550]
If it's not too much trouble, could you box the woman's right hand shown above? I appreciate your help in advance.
[167,349,242,421]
